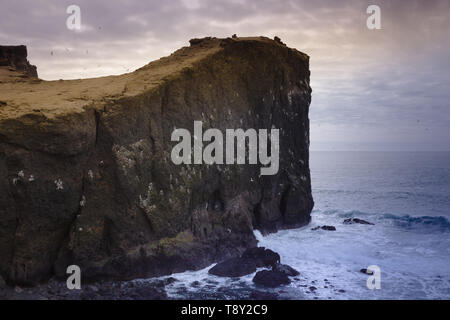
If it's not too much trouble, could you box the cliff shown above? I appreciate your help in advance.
[0,45,37,78]
[0,37,313,286]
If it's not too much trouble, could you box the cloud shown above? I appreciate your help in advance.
[1,0,449,150]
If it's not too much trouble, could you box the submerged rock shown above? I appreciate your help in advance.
[343,218,374,225]
[0,37,313,286]
[253,270,291,288]
[250,290,278,300]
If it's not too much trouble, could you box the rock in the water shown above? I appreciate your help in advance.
[360,268,374,275]
[343,218,374,225]
[273,263,300,277]
[250,290,278,300]
[209,258,256,277]
[0,37,313,286]
[253,270,291,288]
[241,247,280,267]
[311,225,336,231]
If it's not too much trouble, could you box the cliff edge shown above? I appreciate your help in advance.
[0,37,313,286]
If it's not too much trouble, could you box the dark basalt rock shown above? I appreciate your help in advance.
[360,268,374,275]
[0,45,37,77]
[273,263,300,277]
[208,257,257,277]
[250,290,278,300]
[241,247,280,268]
[209,247,283,277]
[0,37,313,286]
[311,225,336,231]
[344,218,374,225]
[253,270,291,288]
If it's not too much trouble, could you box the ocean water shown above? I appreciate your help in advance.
[137,151,450,299]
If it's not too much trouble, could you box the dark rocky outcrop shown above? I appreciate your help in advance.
[344,218,374,225]
[208,257,257,277]
[253,270,291,287]
[208,246,280,277]
[0,278,167,300]
[0,37,313,286]
[0,45,37,77]
[273,263,300,277]
[241,247,280,268]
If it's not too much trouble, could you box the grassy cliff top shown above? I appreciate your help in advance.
[0,36,306,122]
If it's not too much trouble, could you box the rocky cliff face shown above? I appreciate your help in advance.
[0,45,37,78]
[0,37,313,286]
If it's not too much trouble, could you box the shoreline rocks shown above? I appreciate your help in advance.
[273,264,300,277]
[241,247,280,268]
[0,278,168,300]
[208,247,280,277]
[250,290,279,300]
[253,270,291,288]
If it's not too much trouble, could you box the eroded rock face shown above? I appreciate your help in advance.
[0,45,37,77]
[0,37,313,286]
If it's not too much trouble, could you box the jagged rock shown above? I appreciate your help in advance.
[344,218,374,225]
[250,290,278,300]
[0,37,313,286]
[0,45,37,77]
[209,247,283,277]
[241,247,280,268]
[208,257,257,277]
[311,225,336,231]
[253,270,291,287]
[190,280,200,287]
[273,263,300,277]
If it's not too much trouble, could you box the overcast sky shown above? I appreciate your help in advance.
[1,0,449,151]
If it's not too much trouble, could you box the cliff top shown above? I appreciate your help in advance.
[0,37,308,122]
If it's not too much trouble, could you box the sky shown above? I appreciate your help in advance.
[1,0,449,151]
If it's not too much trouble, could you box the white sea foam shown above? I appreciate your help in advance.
[144,209,450,300]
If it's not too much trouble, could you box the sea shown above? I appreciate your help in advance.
[135,151,450,300]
